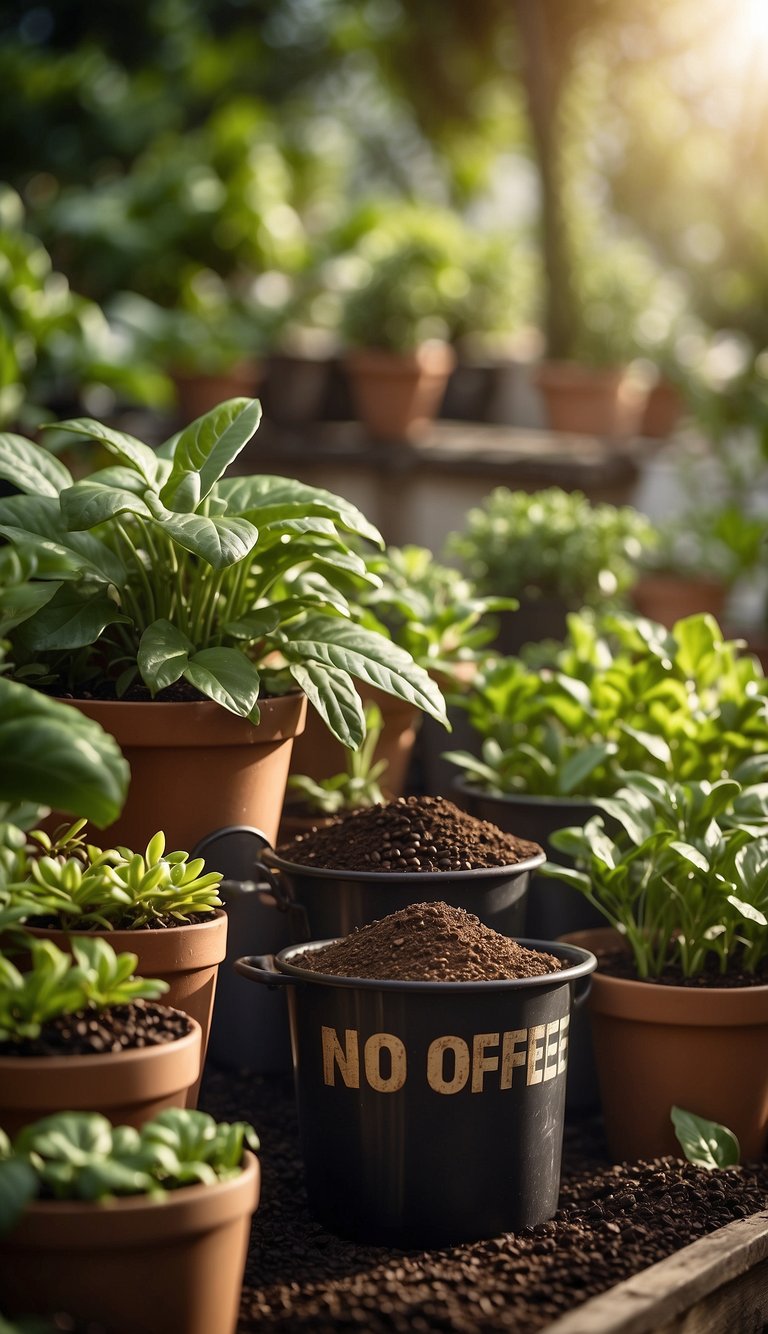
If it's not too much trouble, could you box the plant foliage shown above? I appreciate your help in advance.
[670,1107,740,1171]
[287,702,388,815]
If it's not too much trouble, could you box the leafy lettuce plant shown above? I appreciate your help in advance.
[0,935,168,1043]
[542,775,768,978]
[3,824,223,930]
[446,612,768,799]
[287,702,387,815]
[0,399,446,749]
[0,1108,259,1233]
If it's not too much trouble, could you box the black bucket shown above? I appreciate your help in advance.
[258,848,545,945]
[235,938,596,1247]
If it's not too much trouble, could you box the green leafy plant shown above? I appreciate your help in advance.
[287,702,388,815]
[0,935,168,1043]
[0,399,446,748]
[447,488,655,610]
[641,504,766,588]
[446,612,768,798]
[671,1107,740,1170]
[0,1107,259,1234]
[3,824,222,931]
[542,774,768,978]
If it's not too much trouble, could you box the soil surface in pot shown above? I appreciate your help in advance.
[30,910,216,931]
[277,796,541,873]
[52,680,208,702]
[597,943,768,989]
[295,900,562,982]
[3,999,192,1057]
[202,1070,768,1334]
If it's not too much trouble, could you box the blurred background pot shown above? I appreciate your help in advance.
[344,341,456,442]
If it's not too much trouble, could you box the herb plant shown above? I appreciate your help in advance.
[670,1107,740,1170]
[287,702,387,815]
[0,936,168,1043]
[0,400,447,749]
[0,1108,259,1233]
[4,825,223,930]
[542,775,768,978]
[446,612,768,799]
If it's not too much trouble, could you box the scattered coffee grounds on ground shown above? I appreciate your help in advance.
[277,795,542,873]
[5,999,192,1057]
[597,944,768,989]
[200,1069,768,1334]
[295,901,562,981]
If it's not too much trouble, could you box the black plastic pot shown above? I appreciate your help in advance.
[236,938,596,1247]
[258,846,545,945]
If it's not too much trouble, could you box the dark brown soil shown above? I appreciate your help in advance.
[3,999,192,1057]
[28,911,215,931]
[598,945,768,989]
[296,901,562,981]
[198,1069,768,1334]
[277,796,542,873]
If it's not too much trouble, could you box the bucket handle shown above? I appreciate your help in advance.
[234,954,300,989]
[253,860,312,942]
[573,974,593,1008]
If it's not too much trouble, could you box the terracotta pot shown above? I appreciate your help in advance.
[62,693,307,850]
[28,913,227,1106]
[0,1015,202,1137]
[344,342,457,442]
[533,361,644,438]
[0,1152,260,1334]
[639,379,684,438]
[172,362,261,421]
[288,684,419,800]
[631,575,727,629]
[564,928,768,1161]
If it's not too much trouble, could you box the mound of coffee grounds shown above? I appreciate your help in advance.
[5,999,192,1057]
[296,901,562,981]
[277,795,542,873]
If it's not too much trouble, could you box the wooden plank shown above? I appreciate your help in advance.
[544,1209,768,1334]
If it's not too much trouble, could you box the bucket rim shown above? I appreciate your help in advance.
[270,937,596,992]
[262,848,545,883]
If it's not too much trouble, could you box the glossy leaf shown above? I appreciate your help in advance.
[671,1106,740,1170]
[217,475,383,545]
[0,434,72,497]
[14,585,129,652]
[288,661,366,748]
[160,398,262,510]
[61,481,152,531]
[47,419,160,489]
[138,620,194,693]
[183,647,261,718]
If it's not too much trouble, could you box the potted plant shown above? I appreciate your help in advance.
[0,400,447,848]
[542,774,768,1162]
[446,487,656,654]
[0,1108,259,1334]
[0,932,201,1135]
[3,821,225,1097]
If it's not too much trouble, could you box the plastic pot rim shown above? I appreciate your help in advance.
[262,847,546,884]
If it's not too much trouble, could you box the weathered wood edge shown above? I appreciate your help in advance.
[542,1207,768,1334]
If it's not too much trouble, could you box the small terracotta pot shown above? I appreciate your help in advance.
[344,342,456,442]
[171,362,261,421]
[288,683,419,800]
[0,1015,202,1137]
[0,1152,260,1334]
[27,913,227,1106]
[534,361,643,438]
[564,928,768,1162]
[638,379,684,438]
[61,693,307,850]
[631,574,727,629]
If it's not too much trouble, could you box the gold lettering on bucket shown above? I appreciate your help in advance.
[426,1035,470,1094]
[364,1033,407,1093]
[543,1022,560,1082]
[500,1029,527,1089]
[322,1025,360,1087]
[526,1025,546,1085]
[471,1033,500,1093]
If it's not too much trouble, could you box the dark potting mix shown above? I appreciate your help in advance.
[4,1000,192,1058]
[296,901,562,982]
[277,795,542,873]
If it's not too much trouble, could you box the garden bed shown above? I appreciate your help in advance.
[201,1070,768,1334]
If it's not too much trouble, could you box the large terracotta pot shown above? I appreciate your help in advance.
[288,684,419,801]
[534,361,644,438]
[0,1016,202,1137]
[171,362,261,421]
[28,914,228,1106]
[631,574,727,629]
[565,928,768,1162]
[0,1152,260,1334]
[66,693,307,850]
[344,342,456,442]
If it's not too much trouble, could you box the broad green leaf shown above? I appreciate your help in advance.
[0,577,62,635]
[144,496,259,569]
[277,613,448,726]
[138,620,194,693]
[669,841,710,873]
[0,494,125,585]
[217,475,383,546]
[619,724,672,765]
[61,481,152,531]
[597,792,655,845]
[0,1157,38,1234]
[674,615,720,680]
[160,398,262,511]
[183,648,261,718]
[47,419,159,488]
[224,606,282,640]
[0,677,129,826]
[0,433,73,497]
[726,895,768,926]
[671,1106,740,1170]
[13,585,129,652]
[288,661,366,748]
[538,861,593,895]
[559,743,614,796]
